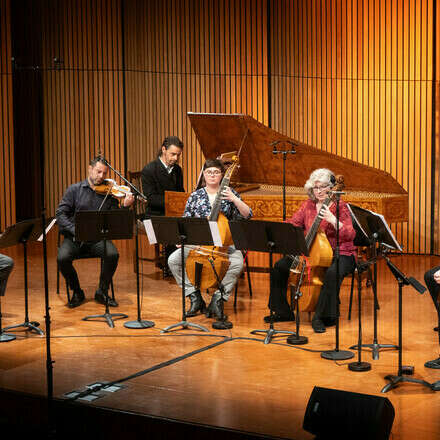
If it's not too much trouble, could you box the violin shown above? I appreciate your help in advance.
[93,178,132,199]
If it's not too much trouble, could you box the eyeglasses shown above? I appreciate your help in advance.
[204,170,222,176]
[312,184,330,192]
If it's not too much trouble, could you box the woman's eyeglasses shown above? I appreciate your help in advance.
[313,184,330,192]
[204,170,222,176]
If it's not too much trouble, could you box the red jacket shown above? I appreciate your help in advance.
[287,199,357,257]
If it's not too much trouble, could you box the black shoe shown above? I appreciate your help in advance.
[68,289,85,308]
[263,312,295,323]
[424,357,440,369]
[95,289,118,307]
[186,290,206,317]
[205,295,227,320]
[322,317,337,327]
[312,318,326,333]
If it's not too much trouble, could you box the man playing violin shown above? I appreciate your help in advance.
[56,157,134,308]
[266,168,357,333]
[168,159,252,319]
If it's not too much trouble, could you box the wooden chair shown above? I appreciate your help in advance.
[127,170,166,276]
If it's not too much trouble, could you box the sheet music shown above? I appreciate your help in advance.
[143,219,157,244]
[208,221,223,247]
[349,204,402,252]
[371,210,402,252]
[346,204,368,239]
[37,218,57,242]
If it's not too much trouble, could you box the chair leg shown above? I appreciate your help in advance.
[233,283,238,309]
[110,279,115,301]
[65,279,71,304]
[245,257,252,298]
[348,270,355,320]
[56,263,60,294]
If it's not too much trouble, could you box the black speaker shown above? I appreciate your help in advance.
[303,386,395,440]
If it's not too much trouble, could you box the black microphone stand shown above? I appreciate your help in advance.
[381,254,432,392]
[272,141,308,345]
[321,192,354,361]
[98,158,154,330]
[348,259,372,372]
[272,140,296,221]
[124,191,155,329]
[352,237,397,359]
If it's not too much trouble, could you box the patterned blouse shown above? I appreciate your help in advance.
[183,187,253,220]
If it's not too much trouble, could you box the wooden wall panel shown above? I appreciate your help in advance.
[40,0,124,217]
[270,0,434,254]
[2,0,439,254]
[0,0,15,230]
[123,0,269,192]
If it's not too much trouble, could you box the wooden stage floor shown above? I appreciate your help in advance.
[0,236,440,439]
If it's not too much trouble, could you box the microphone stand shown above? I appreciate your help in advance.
[98,158,154,330]
[321,192,354,361]
[381,254,432,392]
[272,140,296,221]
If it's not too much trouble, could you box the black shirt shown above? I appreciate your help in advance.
[56,179,119,238]
[141,158,185,216]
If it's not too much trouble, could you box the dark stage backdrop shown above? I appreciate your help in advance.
[0,0,439,254]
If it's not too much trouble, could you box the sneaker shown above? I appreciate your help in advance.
[68,289,85,308]
[95,289,118,307]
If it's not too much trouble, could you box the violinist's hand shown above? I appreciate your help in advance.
[433,269,440,284]
[221,186,238,203]
[123,193,135,207]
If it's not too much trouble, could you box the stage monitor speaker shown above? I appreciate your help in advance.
[303,386,395,440]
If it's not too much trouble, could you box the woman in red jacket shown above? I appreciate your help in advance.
[265,168,357,333]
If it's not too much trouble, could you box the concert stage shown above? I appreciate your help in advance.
[0,237,439,439]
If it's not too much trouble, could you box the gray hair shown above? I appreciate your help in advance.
[304,168,335,201]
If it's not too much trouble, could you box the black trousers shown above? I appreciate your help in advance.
[424,266,440,315]
[269,254,356,319]
[57,237,119,293]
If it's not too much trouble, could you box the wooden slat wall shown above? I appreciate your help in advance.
[270,0,434,254]
[0,0,16,230]
[2,0,440,254]
[40,0,124,216]
[123,0,269,192]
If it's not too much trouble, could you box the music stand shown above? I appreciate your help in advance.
[1,218,53,336]
[146,216,213,334]
[76,210,133,328]
[380,255,432,392]
[229,219,308,344]
[348,204,399,360]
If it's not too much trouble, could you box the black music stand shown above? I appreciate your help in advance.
[229,219,308,345]
[147,216,212,334]
[348,205,400,359]
[76,210,133,328]
[1,218,53,336]
[380,255,432,392]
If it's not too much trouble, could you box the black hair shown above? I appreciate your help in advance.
[157,136,184,157]
[203,158,225,173]
[89,156,107,167]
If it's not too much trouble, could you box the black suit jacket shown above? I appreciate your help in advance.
[141,158,185,216]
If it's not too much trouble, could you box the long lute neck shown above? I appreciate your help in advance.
[304,195,333,250]
[209,174,231,221]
